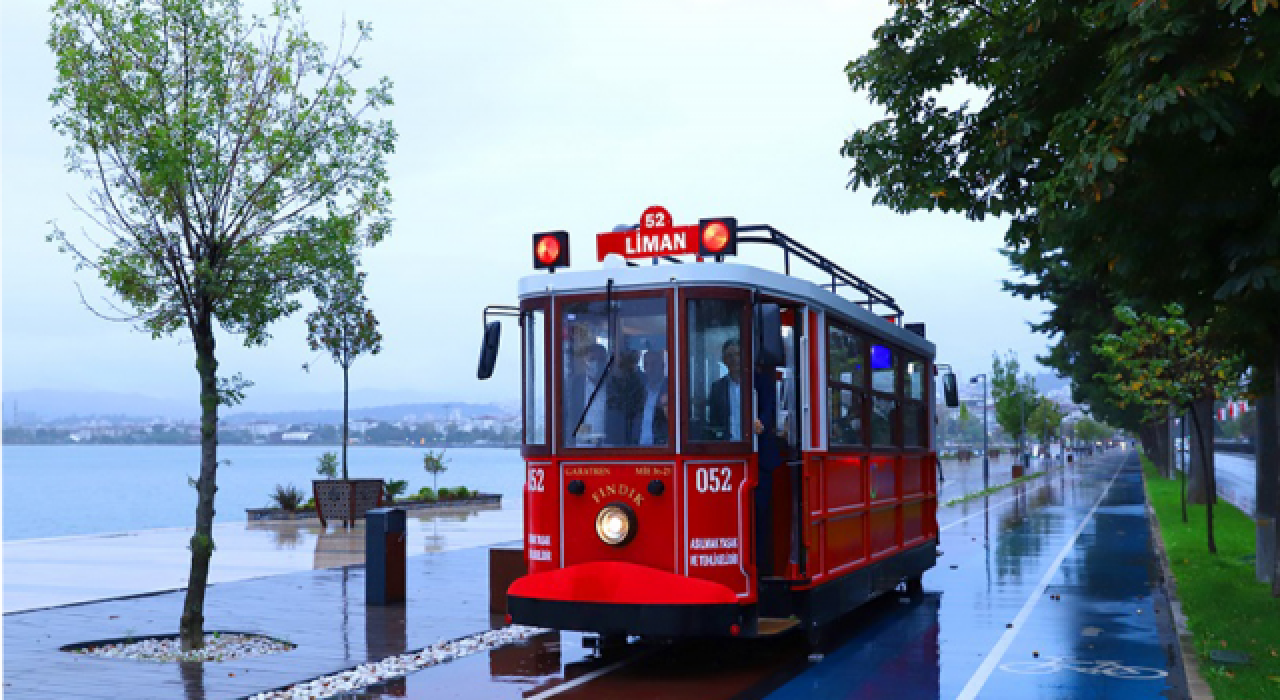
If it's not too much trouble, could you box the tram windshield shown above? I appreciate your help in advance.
[560,296,669,448]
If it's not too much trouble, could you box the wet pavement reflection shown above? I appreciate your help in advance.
[351,452,1182,700]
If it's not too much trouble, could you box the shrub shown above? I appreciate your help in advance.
[416,487,436,502]
[301,497,316,511]
[385,479,409,502]
[270,483,306,511]
[315,452,339,479]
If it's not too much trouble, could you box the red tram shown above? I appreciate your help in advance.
[478,207,958,642]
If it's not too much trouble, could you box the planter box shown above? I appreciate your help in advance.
[312,479,385,527]
[246,493,503,522]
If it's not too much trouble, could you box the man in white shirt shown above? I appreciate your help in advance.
[637,349,668,445]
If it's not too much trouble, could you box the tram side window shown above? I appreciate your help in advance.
[870,344,899,447]
[561,297,668,448]
[523,309,546,446]
[688,299,747,442]
[827,324,866,447]
[904,358,927,447]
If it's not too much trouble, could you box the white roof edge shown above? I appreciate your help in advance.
[516,262,936,357]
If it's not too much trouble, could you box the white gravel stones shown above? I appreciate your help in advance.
[249,625,549,700]
[70,633,293,662]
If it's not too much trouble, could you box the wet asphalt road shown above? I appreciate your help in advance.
[354,451,1184,699]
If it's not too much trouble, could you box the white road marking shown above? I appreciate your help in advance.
[526,652,645,699]
[954,465,1124,700]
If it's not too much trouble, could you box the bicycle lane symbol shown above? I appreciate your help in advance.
[1000,656,1167,680]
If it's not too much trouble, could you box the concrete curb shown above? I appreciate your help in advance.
[1141,469,1214,699]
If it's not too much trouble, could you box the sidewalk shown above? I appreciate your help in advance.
[3,542,510,699]
[4,504,520,613]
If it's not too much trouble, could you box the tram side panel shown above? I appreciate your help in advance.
[525,460,560,572]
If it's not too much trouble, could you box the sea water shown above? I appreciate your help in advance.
[1,445,524,541]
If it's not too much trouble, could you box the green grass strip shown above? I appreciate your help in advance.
[1142,455,1280,696]
[942,466,1059,507]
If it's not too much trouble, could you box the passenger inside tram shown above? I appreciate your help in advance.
[562,296,668,448]
[636,349,668,445]
[564,342,608,445]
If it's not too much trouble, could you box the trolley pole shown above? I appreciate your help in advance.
[971,373,989,489]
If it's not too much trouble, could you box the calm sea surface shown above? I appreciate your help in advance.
[2,445,525,541]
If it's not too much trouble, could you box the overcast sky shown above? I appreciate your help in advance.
[1,0,1054,413]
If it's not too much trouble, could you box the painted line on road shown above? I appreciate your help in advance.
[954,463,1124,700]
[525,650,649,699]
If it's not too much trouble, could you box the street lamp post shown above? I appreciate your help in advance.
[971,374,989,488]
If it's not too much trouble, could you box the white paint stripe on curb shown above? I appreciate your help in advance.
[955,464,1123,700]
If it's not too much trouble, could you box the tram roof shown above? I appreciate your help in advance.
[518,261,934,358]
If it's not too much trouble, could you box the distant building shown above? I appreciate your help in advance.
[281,431,313,443]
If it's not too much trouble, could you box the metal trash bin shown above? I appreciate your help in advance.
[366,507,406,605]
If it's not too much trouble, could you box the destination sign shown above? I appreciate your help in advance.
[596,205,699,260]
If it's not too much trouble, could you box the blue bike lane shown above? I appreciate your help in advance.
[766,451,1185,700]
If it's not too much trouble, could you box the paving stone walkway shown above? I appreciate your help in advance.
[3,543,514,700]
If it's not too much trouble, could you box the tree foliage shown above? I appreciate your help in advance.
[1027,396,1066,444]
[1094,303,1244,552]
[47,0,395,649]
[1073,415,1114,445]
[422,449,449,491]
[990,351,1038,446]
[305,262,382,480]
[844,0,1280,420]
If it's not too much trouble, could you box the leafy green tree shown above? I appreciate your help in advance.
[305,264,382,480]
[422,449,449,491]
[1095,304,1244,553]
[991,352,1038,455]
[843,0,1280,488]
[1027,397,1066,450]
[1073,415,1113,447]
[47,0,394,649]
[315,451,339,479]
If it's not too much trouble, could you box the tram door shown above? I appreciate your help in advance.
[757,306,804,579]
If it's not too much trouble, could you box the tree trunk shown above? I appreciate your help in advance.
[342,364,350,482]
[1138,422,1158,464]
[1189,403,1217,554]
[1188,398,1213,505]
[1180,412,1188,523]
[180,306,220,650]
[1255,393,1277,584]
[1273,344,1280,596]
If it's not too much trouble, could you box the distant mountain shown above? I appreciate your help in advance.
[2,388,517,425]
[221,401,515,425]
[2,389,197,423]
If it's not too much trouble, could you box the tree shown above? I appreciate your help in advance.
[1095,304,1244,553]
[843,0,1280,465]
[422,449,449,491]
[48,0,395,649]
[316,451,339,479]
[1027,397,1066,451]
[1074,415,1114,447]
[305,263,382,481]
[990,352,1038,455]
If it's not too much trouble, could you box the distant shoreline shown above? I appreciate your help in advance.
[2,442,522,448]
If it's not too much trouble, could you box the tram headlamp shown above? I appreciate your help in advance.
[595,503,636,546]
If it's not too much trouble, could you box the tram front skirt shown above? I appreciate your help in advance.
[507,561,743,637]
